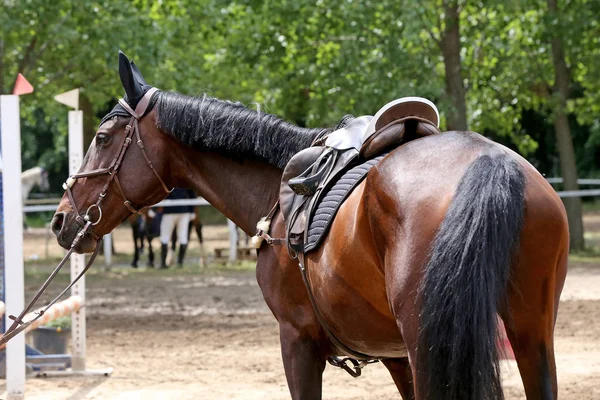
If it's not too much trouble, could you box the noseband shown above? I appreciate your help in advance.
[0,88,172,347]
[63,87,171,242]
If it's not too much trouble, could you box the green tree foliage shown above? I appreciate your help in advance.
[1,0,165,181]
[1,1,598,199]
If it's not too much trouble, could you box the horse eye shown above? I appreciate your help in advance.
[96,133,110,146]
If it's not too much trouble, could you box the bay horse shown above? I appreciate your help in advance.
[51,53,568,399]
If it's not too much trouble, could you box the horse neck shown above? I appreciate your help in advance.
[170,144,283,234]
[150,91,325,234]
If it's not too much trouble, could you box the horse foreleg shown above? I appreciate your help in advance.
[382,358,415,400]
[195,221,203,244]
[147,236,155,267]
[131,223,140,268]
[279,322,326,400]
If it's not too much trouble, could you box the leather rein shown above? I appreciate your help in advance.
[0,88,170,347]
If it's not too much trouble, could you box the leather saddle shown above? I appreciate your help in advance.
[280,97,441,252]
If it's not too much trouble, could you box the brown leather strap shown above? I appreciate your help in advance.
[254,201,287,247]
[135,87,158,116]
[117,87,158,119]
[65,185,81,219]
[71,168,111,179]
[265,201,280,220]
[297,252,381,362]
[134,119,171,194]
[260,232,286,246]
[112,174,140,213]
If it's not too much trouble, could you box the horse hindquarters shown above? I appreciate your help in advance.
[416,154,526,400]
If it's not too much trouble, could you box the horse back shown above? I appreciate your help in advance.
[304,131,567,358]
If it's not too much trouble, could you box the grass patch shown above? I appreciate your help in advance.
[197,205,228,225]
[23,211,55,228]
[569,246,600,263]
[583,199,600,212]
[24,258,256,286]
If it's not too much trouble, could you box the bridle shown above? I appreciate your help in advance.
[0,88,171,346]
[63,87,171,240]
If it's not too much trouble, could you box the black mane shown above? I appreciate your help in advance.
[155,91,327,168]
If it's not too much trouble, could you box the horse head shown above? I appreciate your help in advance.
[51,52,174,253]
[39,167,50,191]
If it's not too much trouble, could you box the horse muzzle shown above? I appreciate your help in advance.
[51,211,98,253]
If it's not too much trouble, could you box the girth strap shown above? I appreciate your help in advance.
[254,203,381,376]
[297,252,382,376]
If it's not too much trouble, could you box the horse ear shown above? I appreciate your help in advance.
[118,51,144,104]
[130,61,148,86]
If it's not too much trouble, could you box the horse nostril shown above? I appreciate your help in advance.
[51,213,65,236]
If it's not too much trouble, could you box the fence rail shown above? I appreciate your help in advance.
[21,177,600,214]
[545,178,600,185]
[23,197,210,213]
[555,189,600,198]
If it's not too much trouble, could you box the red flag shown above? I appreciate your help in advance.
[12,73,34,95]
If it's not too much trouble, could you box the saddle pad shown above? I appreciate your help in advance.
[304,152,388,252]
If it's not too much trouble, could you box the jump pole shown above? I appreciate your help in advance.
[53,89,112,377]
[67,109,87,371]
[0,296,83,350]
[1,94,26,400]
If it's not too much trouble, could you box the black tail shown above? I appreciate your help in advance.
[417,153,525,400]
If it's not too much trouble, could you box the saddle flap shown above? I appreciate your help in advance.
[280,146,327,225]
[288,149,337,196]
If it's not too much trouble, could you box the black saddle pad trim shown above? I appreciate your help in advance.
[304,153,388,252]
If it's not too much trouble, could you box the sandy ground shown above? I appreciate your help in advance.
[21,223,244,265]
[1,214,599,399]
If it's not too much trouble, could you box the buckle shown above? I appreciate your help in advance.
[327,357,362,378]
[327,356,380,378]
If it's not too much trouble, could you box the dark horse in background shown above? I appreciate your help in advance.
[128,206,203,268]
[51,53,568,399]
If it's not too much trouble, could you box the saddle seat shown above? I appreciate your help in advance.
[279,97,441,252]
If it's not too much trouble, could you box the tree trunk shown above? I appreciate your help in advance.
[439,1,468,131]
[547,0,585,251]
